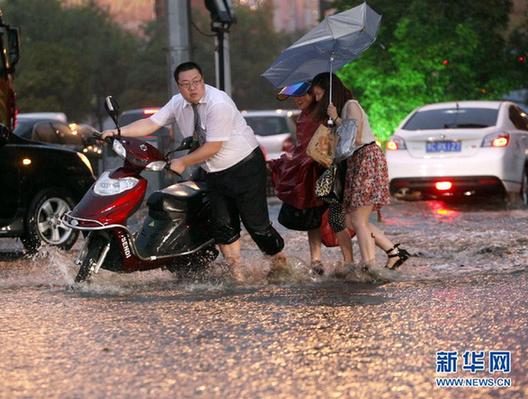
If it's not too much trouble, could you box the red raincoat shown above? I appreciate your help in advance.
[269,111,324,209]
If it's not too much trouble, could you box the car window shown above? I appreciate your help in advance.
[403,108,499,130]
[13,119,35,139]
[54,123,84,145]
[31,121,83,146]
[120,112,145,126]
[31,121,61,144]
[244,116,290,136]
[509,106,528,131]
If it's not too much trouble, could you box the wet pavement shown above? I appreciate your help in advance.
[0,199,527,399]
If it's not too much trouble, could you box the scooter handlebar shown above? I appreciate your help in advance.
[92,130,114,144]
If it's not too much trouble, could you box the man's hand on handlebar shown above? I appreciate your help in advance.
[169,158,186,175]
[101,129,118,140]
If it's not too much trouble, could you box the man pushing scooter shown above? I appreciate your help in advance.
[103,61,288,283]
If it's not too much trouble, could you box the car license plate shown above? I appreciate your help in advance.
[426,141,461,153]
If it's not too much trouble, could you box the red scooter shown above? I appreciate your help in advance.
[63,96,218,282]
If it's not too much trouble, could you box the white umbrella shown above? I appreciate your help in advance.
[262,2,382,103]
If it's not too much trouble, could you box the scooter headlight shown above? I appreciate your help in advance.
[146,161,167,171]
[113,139,127,159]
[94,171,139,196]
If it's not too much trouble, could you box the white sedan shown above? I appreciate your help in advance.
[241,109,300,160]
[386,101,528,203]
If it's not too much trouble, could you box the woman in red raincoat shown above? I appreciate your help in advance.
[269,82,353,274]
[268,82,326,272]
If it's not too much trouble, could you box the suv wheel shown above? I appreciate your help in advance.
[22,189,79,253]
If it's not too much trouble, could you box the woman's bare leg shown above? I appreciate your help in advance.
[369,223,393,252]
[335,230,353,263]
[307,228,322,262]
[369,223,407,268]
[346,206,375,263]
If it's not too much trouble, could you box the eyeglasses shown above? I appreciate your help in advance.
[177,78,203,90]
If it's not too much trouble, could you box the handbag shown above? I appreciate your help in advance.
[278,203,326,231]
[314,160,346,204]
[320,209,356,247]
[335,118,359,162]
[306,124,336,168]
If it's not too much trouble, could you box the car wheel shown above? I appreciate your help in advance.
[21,189,79,253]
[521,167,528,206]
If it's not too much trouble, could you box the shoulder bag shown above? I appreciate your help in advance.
[314,160,346,204]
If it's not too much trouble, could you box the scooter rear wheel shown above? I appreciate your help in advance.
[75,234,108,283]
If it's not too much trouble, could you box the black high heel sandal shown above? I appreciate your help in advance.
[385,243,411,270]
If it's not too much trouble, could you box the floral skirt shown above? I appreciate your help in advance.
[342,143,390,212]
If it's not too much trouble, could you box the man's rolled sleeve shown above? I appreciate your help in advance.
[150,100,176,127]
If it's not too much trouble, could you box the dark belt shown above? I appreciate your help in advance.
[356,141,377,152]
[207,147,261,176]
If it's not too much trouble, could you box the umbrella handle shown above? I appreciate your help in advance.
[328,55,334,126]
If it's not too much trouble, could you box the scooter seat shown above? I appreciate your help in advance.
[147,181,207,217]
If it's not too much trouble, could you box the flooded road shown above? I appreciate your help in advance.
[1,199,527,399]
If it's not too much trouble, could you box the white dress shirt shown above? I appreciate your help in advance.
[150,84,258,172]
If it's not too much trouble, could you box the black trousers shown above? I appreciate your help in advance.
[205,148,284,256]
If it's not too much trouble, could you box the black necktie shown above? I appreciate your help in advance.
[192,103,205,146]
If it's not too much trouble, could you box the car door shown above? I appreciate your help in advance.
[0,137,20,224]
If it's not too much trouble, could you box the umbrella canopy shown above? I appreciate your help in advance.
[262,2,382,89]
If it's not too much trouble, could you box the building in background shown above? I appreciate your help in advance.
[237,0,320,32]
[62,0,326,34]
[62,0,157,33]
[270,0,319,32]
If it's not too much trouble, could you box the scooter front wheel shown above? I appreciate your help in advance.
[75,234,108,283]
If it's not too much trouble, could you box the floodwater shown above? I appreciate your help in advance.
[0,199,527,399]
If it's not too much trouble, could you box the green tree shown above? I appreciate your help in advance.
[505,19,528,100]
[2,0,137,124]
[334,0,516,141]
[119,20,168,110]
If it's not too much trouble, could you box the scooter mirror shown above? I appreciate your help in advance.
[104,96,120,129]
[174,136,196,151]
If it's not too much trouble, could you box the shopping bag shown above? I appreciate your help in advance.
[306,124,336,168]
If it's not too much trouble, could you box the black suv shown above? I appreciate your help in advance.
[0,125,95,252]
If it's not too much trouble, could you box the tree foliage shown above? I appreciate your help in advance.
[334,0,520,140]
[2,0,138,124]
[3,0,526,134]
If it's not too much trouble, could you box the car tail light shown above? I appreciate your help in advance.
[143,108,159,115]
[386,135,407,150]
[13,108,19,129]
[282,136,294,153]
[435,181,453,191]
[481,133,509,148]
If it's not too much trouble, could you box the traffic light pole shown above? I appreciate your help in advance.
[166,0,192,97]
[213,24,232,96]
[205,0,234,96]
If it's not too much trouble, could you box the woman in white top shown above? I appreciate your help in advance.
[310,73,410,275]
